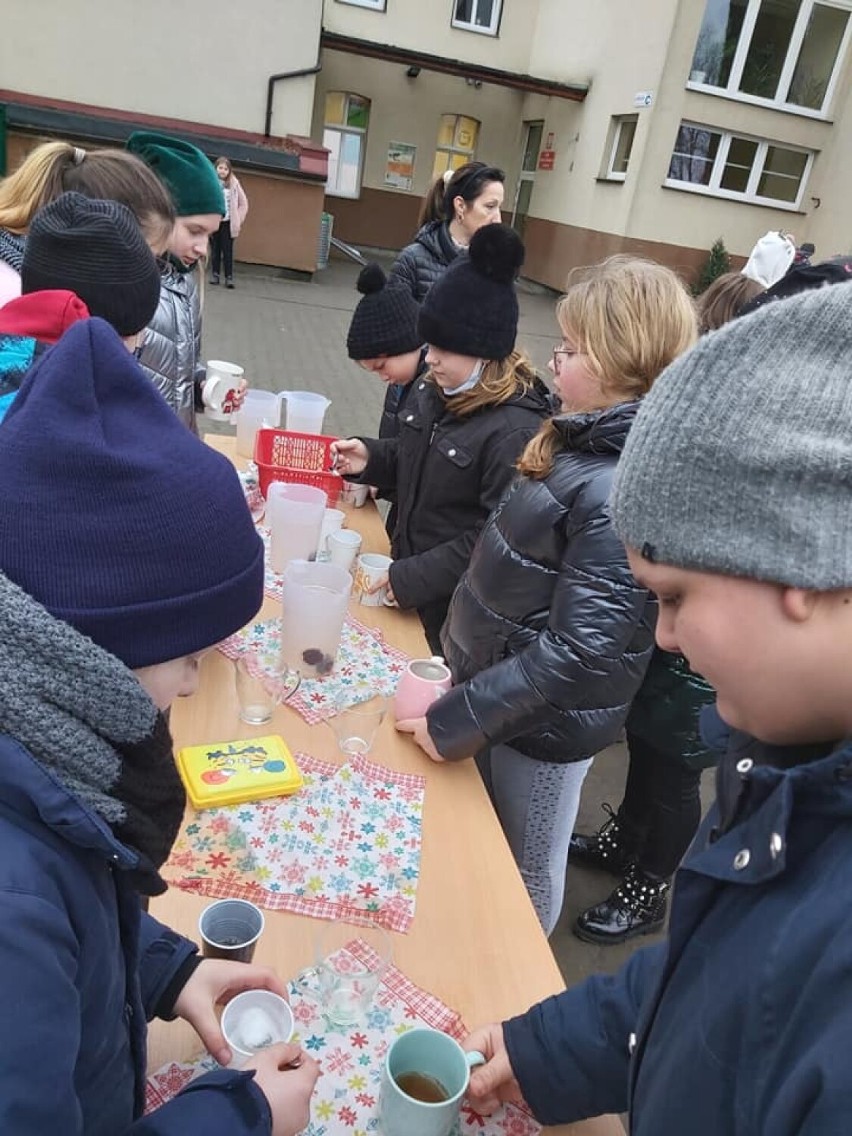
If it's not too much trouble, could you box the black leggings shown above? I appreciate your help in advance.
[621,731,703,879]
[210,219,234,278]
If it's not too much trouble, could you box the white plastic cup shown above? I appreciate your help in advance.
[221,990,294,1068]
[327,528,362,571]
[339,482,369,508]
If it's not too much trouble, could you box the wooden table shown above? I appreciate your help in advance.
[148,436,623,1136]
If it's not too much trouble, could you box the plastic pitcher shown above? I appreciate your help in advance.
[281,391,331,435]
[236,390,283,459]
[280,560,353,676]
[267,483,328,572]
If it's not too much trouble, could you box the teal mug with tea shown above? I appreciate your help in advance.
[380,1027,485,1136]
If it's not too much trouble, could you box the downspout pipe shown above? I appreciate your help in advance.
[264,44,322,138]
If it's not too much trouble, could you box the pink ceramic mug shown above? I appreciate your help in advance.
[394,657,452,720]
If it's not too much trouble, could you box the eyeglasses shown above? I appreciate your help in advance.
[552,344,581,371]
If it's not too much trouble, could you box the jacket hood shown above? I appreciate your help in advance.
[552,399,640,455]
[0,289,90,344]
[415,220,458,264]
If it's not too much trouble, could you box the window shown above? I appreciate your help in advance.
[323,92,370,198]
[451,0,502,35]
[666,122,812,206]
[431,115,480,179]
[688,0,852,114]
[605,116,639,180]
[335,0,386,8]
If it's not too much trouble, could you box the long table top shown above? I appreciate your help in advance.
[148,434,623,1136]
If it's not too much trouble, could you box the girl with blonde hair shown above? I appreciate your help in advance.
[0,140,175,303]
[210,156,249,288]
[398,254,697,935]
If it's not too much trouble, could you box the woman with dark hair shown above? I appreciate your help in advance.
[388,161,505,301]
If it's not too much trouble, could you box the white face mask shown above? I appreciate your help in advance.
[443,359,484,396]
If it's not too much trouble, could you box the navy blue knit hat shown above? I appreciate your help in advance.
[0,319,264,668]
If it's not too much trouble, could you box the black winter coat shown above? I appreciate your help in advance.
[360,375,551,650]
[387,222,460,301]
[427,402,657,763]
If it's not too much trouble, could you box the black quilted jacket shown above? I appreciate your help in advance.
[427,401,657,763]
[360,375,551,650]
[387,221,460,301]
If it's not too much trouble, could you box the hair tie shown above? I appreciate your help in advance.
[72,147,86,166]
[442,169,454,186]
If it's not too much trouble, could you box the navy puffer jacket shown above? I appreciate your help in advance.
[387,221,459,301]
[428,402,657,763]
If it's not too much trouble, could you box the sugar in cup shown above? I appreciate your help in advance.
[221,989,294,1068]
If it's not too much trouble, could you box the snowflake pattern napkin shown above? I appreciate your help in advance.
[220,616,410,725]
[163,752,424,933]
[146,938,541,1136]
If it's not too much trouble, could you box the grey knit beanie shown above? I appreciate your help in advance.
[611,278,852,589]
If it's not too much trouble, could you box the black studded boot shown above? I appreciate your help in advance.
[573,864,670,944]
[569,803,636,876]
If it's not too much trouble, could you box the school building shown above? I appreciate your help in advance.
[2,0,851,287]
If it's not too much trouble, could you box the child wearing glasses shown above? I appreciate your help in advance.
[398,256,697,935]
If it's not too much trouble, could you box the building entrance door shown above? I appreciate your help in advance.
[510,120,543,238]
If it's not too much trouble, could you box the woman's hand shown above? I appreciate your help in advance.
[243,1043,320,1136]
[395,717,445,763]
[172,958,288,1066]
[331,438,369,476]
[463,1023,527,1115]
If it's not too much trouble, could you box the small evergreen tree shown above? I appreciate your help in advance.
[692,237,731,295]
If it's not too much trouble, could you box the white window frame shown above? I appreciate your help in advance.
[323,125,366,199]
[451,0,502,36]
[335,0,386,9]
[687,0,852,118]
[665,121,814,210]
[605,116,638,181]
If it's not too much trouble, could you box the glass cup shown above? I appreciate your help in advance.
[235,651,301,725]
[294,921,392,1028]
[199,899,265,963]
[327,694,388,756]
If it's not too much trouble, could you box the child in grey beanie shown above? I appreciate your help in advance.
[460,279,852,1133]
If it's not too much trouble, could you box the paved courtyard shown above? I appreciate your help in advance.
[201,255,713,992]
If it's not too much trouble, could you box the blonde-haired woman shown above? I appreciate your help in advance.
[332,224,551,651]
[398,255,697,935]
[0,141,175,304]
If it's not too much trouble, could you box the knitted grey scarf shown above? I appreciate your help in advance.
[0,228,25,273]
[0,573,185,893]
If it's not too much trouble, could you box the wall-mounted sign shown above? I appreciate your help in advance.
[633,91,654,108]
[538,149,556,171]
[384,142,417,191]
[545,132,555,149]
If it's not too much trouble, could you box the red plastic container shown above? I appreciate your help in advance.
[254,428,343,505]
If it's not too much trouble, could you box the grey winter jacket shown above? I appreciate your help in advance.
[137,262,202,431]
[428,402,657,763]
[388,221,460,301]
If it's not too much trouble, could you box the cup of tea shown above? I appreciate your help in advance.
[199,898,265,963]
[221,989,294,1068]
[380,1028,486,1136]
[394,657,452,721]
[339,481,369,508]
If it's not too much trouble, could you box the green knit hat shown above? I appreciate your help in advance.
[126,131,224,217]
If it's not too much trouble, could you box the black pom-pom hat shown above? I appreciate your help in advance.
[346,262,423,360]
[417,223,524,360]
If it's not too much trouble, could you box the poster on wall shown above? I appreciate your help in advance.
[384,142,417,191]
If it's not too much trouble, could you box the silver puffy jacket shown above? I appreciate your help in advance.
[137,262,202,432]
